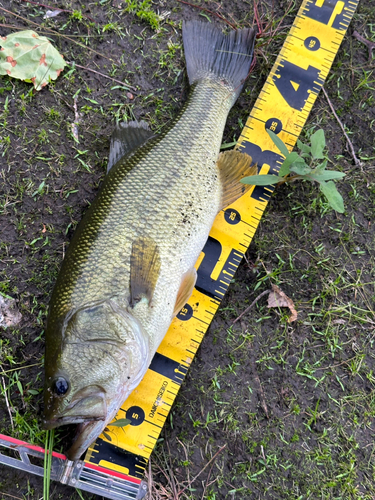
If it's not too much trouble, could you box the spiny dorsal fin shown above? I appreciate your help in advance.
[107,121,154,173]
[217,150,257,210]
[173,268,197,318]
[130,237,161,307]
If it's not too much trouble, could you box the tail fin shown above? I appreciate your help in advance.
[182,21,256,99]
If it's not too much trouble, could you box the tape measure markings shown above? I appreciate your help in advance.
[84,0,359,482]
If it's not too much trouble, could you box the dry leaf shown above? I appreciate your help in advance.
[0,295,22,328]
[268,284,297,323]
[43,10,64,19]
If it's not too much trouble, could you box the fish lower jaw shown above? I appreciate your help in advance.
[66,420,108,461]
[43,415,105,430]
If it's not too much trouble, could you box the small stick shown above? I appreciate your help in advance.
[71,95,80,142]
[69,62,137,91]
[147,458,153,499]
[321,86,362,168]
[353,30,375,63]
[249,356,269,418]
[1,376,14,432]
[177,444,227,496]
[0,6,115,63]
[232,289,270,325]
[177,437,192,487]
[0,493,23,500]
[0,362,40,376]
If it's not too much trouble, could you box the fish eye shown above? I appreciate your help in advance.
[52,377,69,396]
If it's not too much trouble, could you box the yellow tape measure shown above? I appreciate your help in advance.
[84,0,359,481]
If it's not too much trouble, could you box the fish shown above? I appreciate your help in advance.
[42,20,257,460]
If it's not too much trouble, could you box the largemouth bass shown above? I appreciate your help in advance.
[43,21,256,460]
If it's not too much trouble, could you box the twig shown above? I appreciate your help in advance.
[176,0,237,29]
[71,94,80,142]
[0,362,40,376]
[69,62,137,91]
[0,6,115,63]
[177,444,227,496]
[353,30,375,63]
[249,355,269,418]
[147,458,153,499]
[1,376,14,432]
[232,289,270,324]
[0,493,23,500]
[177,437,191,487]
[321,86,362,168]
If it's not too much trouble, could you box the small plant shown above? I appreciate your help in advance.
[242,129,346,213]
[124,0,161,30]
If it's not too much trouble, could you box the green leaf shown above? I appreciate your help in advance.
[278,152,300,175]
[108,418,132,427]
[290,159,311,175]
[297,139,311,155]
[0,30,66,90]
[313,159,328,173]
[320,181,345,213]
[266,129,289,157]
[278,161,291,177]
[310,129,326,159]
[17,380,23,395]
[241,174,280,186]
[310,171,346,182]
[102,431,112,441]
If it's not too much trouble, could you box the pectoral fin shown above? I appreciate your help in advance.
[130,237,161,307]
[173,268,197,318]
[217,150,257,210]
[107,121,155,173]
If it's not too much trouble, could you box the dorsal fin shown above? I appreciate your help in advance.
[130,236,161,307]
[217,150,257,210]
[107,121,154,173]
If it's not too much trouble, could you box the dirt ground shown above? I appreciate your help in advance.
[0,0,375,499]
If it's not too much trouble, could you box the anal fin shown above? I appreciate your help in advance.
[130,237,161,307]
[217,150,257,210]
[173,268,197,318]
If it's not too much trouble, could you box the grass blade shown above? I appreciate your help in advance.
[43,429,54,500]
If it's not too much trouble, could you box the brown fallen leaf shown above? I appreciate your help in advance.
[0,295,22,328]
[267,284,297,323]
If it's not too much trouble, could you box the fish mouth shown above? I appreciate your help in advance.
[66,420,108,461]
[43,414,105,430]
[43,385,107,430]
[42,384,114,461]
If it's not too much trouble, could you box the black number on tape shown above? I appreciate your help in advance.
[273,60,321,111]
[304,0,349,31]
